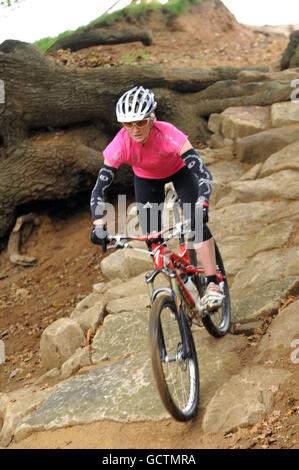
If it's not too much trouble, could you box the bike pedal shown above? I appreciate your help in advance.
[206,304,220,313]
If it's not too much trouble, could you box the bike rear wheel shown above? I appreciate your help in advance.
[188,239,231,337]
[149,294,199,421]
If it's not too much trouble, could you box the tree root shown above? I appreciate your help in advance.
[7,213,40,266]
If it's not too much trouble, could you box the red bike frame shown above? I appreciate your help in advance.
[124,231,224,309]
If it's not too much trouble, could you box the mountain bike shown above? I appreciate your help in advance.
[106,214,231,422]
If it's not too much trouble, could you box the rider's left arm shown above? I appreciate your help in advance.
[179,140,213,202]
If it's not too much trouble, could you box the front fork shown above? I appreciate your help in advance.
[146,269,192,358]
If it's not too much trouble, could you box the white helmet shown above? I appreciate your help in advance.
[116,86,157,122]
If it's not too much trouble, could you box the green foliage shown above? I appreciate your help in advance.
[0,0,23,7]
[91,0,205,27]
[0,0,13,6]
[33,30,77,54]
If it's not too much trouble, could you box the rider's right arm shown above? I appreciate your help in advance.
[90,159,117,225]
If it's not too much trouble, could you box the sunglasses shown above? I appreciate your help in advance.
[123,118,150,129]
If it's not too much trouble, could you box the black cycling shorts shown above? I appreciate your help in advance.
[134,165,212,242]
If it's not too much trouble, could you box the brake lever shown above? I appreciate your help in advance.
[107,235,127,250]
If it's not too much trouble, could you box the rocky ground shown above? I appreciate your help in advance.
[0,0,298,451]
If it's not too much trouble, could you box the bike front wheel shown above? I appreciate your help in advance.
[149,294,199,421]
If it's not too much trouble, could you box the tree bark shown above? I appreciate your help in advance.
[7,213,40,266]
[0,136,134,240]
[188,79,293,116]
[47,27,153,52]
[280,30,299,70]
[0,40,269,148]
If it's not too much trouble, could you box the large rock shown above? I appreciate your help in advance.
[207,160,246,205]
[233,124,299,164]
[200,146,234,162]
[238,162,263,181]
[70,299,105,334]
[13,325,248,443]
[219,106,270,139]
[230,278,297,324]
[40,318,85,369]
[215,169,299,208]
[192,330,247,407]
[71,292,102,312]
[91,308,149,363]
[209,200,299,239]
[0,383,57,447]
[60,346,91,379]
[219,220,293,262]
[230,248,299,322]
[202,366,291,434]
[100,245,153,281]
[259,140,299,177]
[208,113,222,134]
[105,294,150,316]
[231,247,299,291]
[104,272,149,299]
[92,302,247,405]
[271,101,299,127]
[254,300,299,363]
[14,352,168,443]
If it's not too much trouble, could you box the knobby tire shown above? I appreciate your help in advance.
[149,294,200,421]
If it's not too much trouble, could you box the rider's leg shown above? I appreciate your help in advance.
[193,232,224,310]
[193,230,224,310]
[173,169,216,273]
[193,236,217,278]
[134,174,166,251]
[173,168,223,309]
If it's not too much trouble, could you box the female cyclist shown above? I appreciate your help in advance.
[90,86,224,310]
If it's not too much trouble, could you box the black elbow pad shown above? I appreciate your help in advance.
[90,164,117,220]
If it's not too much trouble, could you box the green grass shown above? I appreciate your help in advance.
[88,0,204,26]
[121,48,151,63]
[33,30,84,54]
[33,0,206,53]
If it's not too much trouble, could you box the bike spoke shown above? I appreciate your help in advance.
[150,295,199,421]
[160,309,193,411]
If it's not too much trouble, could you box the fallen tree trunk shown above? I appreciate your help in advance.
[47,27,153,52]
[0,136,134,240]
[280,29,299,70]
[188,79,293,116]
[0,40,269,147]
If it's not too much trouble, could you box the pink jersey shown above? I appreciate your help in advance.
[103,121,188,179]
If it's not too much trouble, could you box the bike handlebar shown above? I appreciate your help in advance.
[106,219,192,252]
